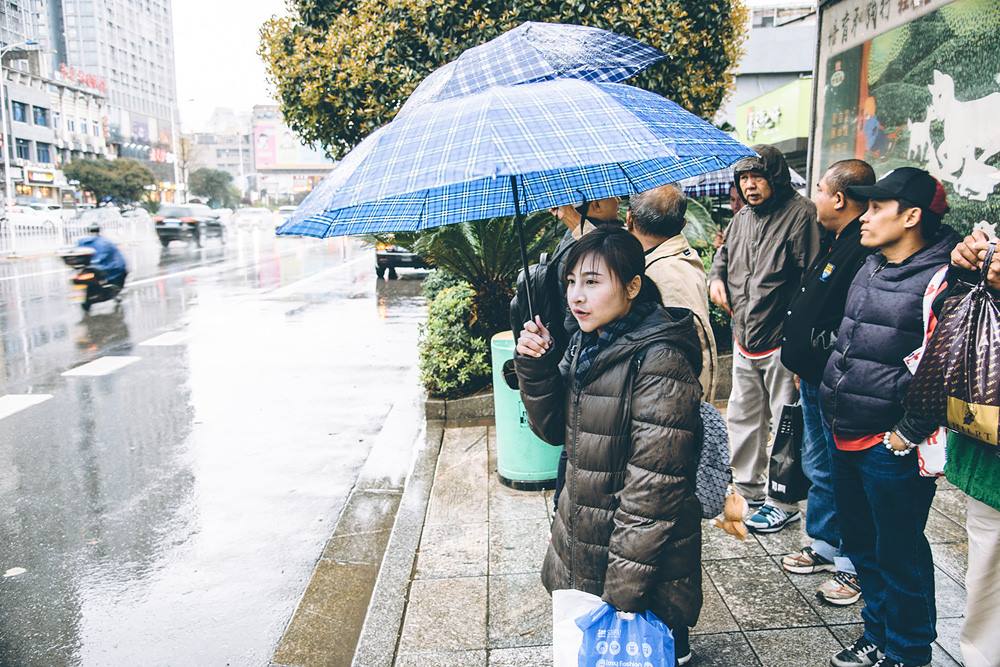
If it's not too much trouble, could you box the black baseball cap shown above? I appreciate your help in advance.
[846,167,949,216]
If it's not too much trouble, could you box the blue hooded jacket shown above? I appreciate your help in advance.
[76,235,127,282]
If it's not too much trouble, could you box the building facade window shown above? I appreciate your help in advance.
[11,101,27,123]
[67,117,76,132]
[53,111,61,130]
[15,138,30,160]
[92,120,100,136]
[37,142,52,163]
[33,107,49,127]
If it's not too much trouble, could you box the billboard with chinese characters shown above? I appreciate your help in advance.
[813,0,1000,234]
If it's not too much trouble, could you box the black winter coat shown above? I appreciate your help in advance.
[781,219,873,385]
[820,227,960,441]
[514,305,704,629]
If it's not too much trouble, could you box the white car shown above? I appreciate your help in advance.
[122,207,152,225]
[233,207,274,228]
[277,205,297,229]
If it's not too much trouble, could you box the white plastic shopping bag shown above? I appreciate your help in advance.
[552,589,605,667]
[552,589,675,666]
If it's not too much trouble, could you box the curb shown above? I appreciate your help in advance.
[424,389,494,422]
[351,420,444,667]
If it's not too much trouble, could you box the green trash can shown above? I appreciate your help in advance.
[491,331,562,490]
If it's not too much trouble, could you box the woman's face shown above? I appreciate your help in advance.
[565,254,638,333]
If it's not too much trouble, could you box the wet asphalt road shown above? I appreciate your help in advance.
[0,225,428,665]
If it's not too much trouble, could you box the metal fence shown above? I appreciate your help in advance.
[0,209,155,257]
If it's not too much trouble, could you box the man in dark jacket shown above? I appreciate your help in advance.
[821,168,959,667]
[709,144,820,532]
[779,159,875,606]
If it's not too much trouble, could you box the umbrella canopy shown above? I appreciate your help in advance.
[680,165,807,198]
[397,21,666,117]
[281,78,754,238]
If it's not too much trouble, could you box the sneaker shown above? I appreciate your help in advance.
[745,497,766,509]
[782,546,836,574]
[871,659,929,667]
[676,652,691,666]
[817,571,862,606]
[831,636,881,667]
[744,504,800,533]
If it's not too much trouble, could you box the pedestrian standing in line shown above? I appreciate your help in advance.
[511,197,621,509]
[515,226,703,666]
[779,159,876,606]
[626,183,718,401]
[708,144,820,533]
[940,228,1000,667]
[821,168,959,667]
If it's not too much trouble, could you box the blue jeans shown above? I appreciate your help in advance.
[800,380,854,574]
[832,441,937,665]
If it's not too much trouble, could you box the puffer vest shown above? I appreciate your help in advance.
[820,227,959,439]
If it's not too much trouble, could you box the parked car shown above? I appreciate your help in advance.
[153,203,225,248]
[277,206,297,229]
[233,207,274,228]
[121,207,152,226]
[375,240,430,279]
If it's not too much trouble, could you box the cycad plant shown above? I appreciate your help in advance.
[410,211,562,340]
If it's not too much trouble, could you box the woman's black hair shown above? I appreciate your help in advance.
[562,224,661,305]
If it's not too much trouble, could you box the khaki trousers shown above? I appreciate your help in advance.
[961,495,1000,667]
[726,348,799,511]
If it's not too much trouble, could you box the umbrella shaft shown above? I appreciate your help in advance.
[511,176,535,321]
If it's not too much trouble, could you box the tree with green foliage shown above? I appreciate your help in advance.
[188,168,240,208]
[260,0,748,157]
[63,159,156,205]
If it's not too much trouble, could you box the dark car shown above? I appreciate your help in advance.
[154,204,225,248]
[375,240,430,279]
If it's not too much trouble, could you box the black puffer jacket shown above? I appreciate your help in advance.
[514,305,703,629]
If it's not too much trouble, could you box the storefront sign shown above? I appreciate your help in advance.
[57,63,108,94]
[734,78,812,146]
[27,170,55,184]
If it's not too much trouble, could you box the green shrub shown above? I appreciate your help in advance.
[419,285,491,399]
[422,269,468,302]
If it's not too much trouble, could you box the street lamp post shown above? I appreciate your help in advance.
[1,39,38,257]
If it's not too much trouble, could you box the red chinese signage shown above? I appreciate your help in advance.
[58,63,108,94]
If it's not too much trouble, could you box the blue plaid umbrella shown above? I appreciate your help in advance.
[397,21,665,117]
[280,78,753,314]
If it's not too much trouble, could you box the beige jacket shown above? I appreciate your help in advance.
[644,235,717,401]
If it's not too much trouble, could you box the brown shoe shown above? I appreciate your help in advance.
[817,571,862,606]
[781,546,835,574]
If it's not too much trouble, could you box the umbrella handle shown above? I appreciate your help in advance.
[511,175,535,321]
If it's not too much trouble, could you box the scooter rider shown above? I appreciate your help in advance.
[76,223,128,289]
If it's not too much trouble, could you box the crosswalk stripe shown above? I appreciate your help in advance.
[139,332,190,346]
[62,356,141,377]
[0,394,53,420]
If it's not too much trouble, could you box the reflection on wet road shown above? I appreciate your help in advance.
[0,228,428,665]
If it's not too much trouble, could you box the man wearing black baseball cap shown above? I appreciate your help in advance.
[820,167,959,667]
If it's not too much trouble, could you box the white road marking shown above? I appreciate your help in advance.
[0,394,52,420]
[62,356,141,377]
[139,331,190,346]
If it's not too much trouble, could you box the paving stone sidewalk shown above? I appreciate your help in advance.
[391,424,970,667]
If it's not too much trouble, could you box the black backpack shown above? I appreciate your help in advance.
[509,235,576,361]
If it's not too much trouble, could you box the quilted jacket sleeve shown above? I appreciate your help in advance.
[514,346,571,447]
[602,344,701,612]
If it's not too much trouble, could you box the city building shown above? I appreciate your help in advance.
[716,0,817,173]
[811,0,999,217]
[251,104,333,205]
[184,108,253,195]
[1,1,112,205]
[36,0,182,200]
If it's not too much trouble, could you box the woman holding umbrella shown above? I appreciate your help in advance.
[515,225,703,665]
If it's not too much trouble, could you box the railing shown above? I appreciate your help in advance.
[0,211,156,257]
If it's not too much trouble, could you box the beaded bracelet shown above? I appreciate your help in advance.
[883,430,915,456]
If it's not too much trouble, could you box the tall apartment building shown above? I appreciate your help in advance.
[37,0,181,189]
[2,0,113,205]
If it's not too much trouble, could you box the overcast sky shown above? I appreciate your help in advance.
[171,0,288,131]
